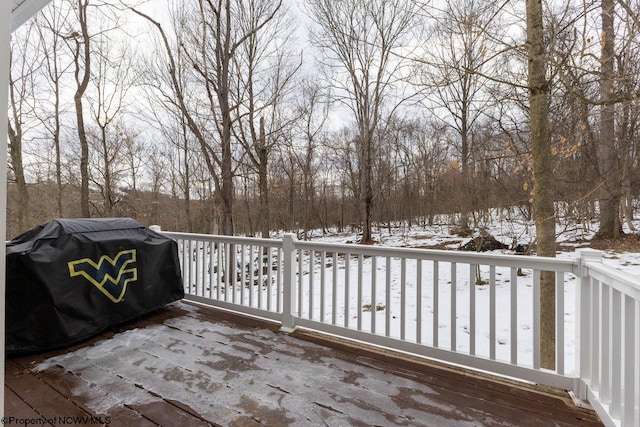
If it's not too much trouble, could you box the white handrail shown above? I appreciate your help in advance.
[585,260,640,300]
[574,248,639,427]
[155,228,639,427]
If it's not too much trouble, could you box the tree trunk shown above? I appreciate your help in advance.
[595,0,623,240]
[460,100,471,233]
[301,134,315,240]
[182,126,193,233]
[54,84,63,217]
[7,50,29,234]
[49,44,63,217]
[619,101,636,232]
[76,95,90,217]
[74,0,91,218]
[257,117,270,238]
[7,123,29,233]
[101,125,112,216]
[220,133,234,236]
[361,133,374,243]
[526,0,556,370]
[219,0,235,237]
[288,157,296,232]
[622,159,636,231]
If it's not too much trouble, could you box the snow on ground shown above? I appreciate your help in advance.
[293,211,640,376]
[303,211,640,274]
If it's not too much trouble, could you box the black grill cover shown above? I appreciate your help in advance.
[6,218,184,354]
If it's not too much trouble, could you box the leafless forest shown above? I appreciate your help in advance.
[6,0,640,242]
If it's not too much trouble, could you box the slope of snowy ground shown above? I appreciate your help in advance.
[305,212,640,274]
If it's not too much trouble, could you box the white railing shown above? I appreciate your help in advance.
[576,250,640,427]
[157,229,639,427]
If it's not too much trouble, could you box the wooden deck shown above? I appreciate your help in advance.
[5,301,602,426]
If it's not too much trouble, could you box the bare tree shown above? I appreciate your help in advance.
[131,0,284,236]
[417,121,451,225]
[185,0,284,236]
[86,28,135,216]
[232,0,299,238]
[166,118,197,233]
[527,0,556,370]
[128,3,199,231]
[146,145,167,226]
[595,0,622,239]
[616,12,640,232]
[122,127,144,196]
[186,0,237,236]
[36,4,73,217]
[128,3,222,230]
[8,23,40,233]
[67,0,92,217]
[292,77,329,239]
[553,0,640,239]
[325,126,362,231]
[308,0,417,243]
[417,0,503,233]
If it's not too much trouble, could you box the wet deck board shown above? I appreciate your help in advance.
[5,301,603,426]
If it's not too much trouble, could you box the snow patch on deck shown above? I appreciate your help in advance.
[34,305,500,426]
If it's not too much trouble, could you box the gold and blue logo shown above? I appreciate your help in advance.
[68,249,137,303]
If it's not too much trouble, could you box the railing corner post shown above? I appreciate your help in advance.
[573,248,602,398]
[150,225,162,232]
[574,248,603,277]
[281,233,297,333]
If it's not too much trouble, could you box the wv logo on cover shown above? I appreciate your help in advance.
[68,249,137,303]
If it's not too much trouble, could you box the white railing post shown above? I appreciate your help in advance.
[150,225,162,232]
[573,248,603,400]
[281,233,297,332]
